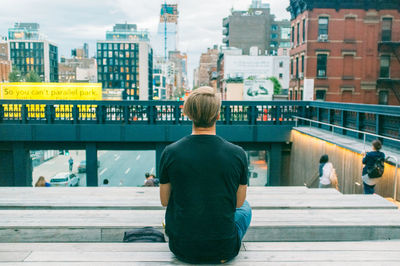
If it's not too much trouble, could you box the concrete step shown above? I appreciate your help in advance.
[0,187,395,210]
[1,241,400,265]
[1,209,400,242]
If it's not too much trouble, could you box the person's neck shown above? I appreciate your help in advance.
[192,125,216,135]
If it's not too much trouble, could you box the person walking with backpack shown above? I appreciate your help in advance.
[362,140,385,194]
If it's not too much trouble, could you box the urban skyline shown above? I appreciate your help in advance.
[0,0,290,86]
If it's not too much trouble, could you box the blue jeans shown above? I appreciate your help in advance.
[363,182,375,194]
[235,200,252,241]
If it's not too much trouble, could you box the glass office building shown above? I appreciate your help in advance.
[97,24,153,100]
[8,23,58,82]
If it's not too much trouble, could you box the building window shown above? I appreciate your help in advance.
[295,90,298,100]
[295,57,299,78]
[289,90,293,100]
[291,26,295,44]
[271,33,278,39]
[318,17,329,39]
[301,55,304,73]
[379,91,389,105]
[380,55,390,78]
[316,90,326,101]
[279,73,283,79]
[297,22,300,44]
[317,54,327,78]
[279,61,283,68]
[382,18,392,42]
[302,19,306,42]
[271,25,278,31]
[290,59,293,75]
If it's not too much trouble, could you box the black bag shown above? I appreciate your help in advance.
[367,157,385,178]
[123,227,166,242]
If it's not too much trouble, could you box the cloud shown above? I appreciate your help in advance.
[0,0,290,86]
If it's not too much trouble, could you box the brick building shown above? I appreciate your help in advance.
[0,42,11,82]
[195,45,219,88]
[288,0,400,105]
[223,1,291,56]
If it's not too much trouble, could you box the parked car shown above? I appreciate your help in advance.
[50,173,79,187]
[78,160,100,173]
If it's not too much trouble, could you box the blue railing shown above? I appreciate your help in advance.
[0,100,399,139]
[0,100,306,126]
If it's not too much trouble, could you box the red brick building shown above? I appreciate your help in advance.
[0,42,11,82]
[288,0,400,105]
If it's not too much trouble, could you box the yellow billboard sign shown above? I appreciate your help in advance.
[0,83,102,120]
[0,83,102,100]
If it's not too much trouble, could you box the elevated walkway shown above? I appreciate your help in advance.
[0,187,399,243]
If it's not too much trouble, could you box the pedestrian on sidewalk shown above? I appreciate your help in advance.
[362,140,385,194]
[35,176,51,187]
[68,157,74,172]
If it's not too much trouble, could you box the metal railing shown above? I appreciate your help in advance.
[0,100,307,125]
[294,116,400,201]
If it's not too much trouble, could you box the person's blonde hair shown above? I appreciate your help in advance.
[35,176,46,187]
[183,87,221,128]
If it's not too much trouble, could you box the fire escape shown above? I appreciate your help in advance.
[377,22,400,104]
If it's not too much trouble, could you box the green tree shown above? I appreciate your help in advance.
[25,71,41,82]
[173,87,185,99]
[268,76,282,95]
[8,67,22,82]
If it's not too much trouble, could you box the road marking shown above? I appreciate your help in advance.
[99,168,108,176]
[136,155,141,160]
[150,167,154,174]
[125,168,131,175]
[115,155,120,161]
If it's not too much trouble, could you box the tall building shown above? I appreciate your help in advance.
[288,0,400,105]
[8,23,58,82]
[222,1,291,56]
[196,46,219,88]
[0,40,11,82]
[152,3,179,59]
[97,23,153,100]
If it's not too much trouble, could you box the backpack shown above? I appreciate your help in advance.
[123,227,166,242]
[367,157,385,178]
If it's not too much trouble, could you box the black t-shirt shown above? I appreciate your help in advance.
[159,134,248,263]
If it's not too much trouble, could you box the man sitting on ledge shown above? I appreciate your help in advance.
[159,87,252,264]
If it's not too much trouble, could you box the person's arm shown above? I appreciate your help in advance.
[160,183,171,207]
[362,153,368,164]
[236,184,247,208]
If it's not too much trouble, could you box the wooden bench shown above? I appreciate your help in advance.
[0,187,399,243]
[0,187,395,210]
[1,241,400,265]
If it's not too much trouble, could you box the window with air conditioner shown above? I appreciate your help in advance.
[318,17,329,40]
[317,54,327,78]
[382,18,392,42]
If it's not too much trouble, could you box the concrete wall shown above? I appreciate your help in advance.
[289,130,400,199]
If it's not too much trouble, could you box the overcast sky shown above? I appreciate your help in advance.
[0,0,290,86]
